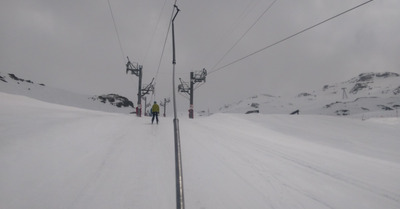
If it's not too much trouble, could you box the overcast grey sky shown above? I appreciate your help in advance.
[1,0,399,113]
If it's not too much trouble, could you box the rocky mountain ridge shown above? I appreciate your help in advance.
[90,94,134,108]
[2,71,399,118]
[0,72,135,114]
[220,72,400,119]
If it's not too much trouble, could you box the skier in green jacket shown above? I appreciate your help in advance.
[151,101,160,124]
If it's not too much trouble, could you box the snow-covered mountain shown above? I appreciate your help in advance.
[220,72,400,119]
[1,91,400,209]
[1,73,400,208]
[0,72,135,114]
[2,71,399,118]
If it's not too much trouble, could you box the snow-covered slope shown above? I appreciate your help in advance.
[0,72,135,114]
[1,92,399,209]
[2,71,399,117]
[220,72,400,118]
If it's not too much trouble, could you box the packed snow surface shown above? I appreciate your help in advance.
[1,92,400,209]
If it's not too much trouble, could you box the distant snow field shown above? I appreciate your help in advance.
[1,92,399,209]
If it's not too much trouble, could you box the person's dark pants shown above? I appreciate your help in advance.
[152,112,159,124]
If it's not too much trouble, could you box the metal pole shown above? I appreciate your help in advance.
[137,65,143,117]
[164,98,167,117]
[171,5,184,209]
[172,13,178,120]
[143,97,147,116]
[189,72,194,119]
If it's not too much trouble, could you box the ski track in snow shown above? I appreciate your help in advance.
[67,118,176,209]
[1,93,400,209]
[182,115,400,209]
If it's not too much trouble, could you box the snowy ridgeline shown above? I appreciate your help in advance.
[0,72,135,114]
[220,72,400,118]
[1,92,400,209]
[2,71,400,118]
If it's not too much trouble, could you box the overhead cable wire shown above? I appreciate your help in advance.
[107,0,126,62]
[190,0,262,91]
[154,0,178,87]
[211,0,279,71]
[194,0,277,91]
[151,0,178,102]
[143,0,168,103]
[209,0,375,75]
[189,0,260,72]
[142,0,168,65]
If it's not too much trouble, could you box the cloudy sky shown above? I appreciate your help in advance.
[1,0,399,113]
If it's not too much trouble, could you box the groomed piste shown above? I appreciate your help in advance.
[1,92,399,209]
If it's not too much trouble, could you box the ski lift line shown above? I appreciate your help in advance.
[107,0,126,62]
[209,0,375,75]
[141,0,169,65]
[127,57,139,65]
[148,0,169,102]
[151,0,179,103]
[210,0,280,71]
[188,0,261,72]
[179,92,190,100]
[194,82,204,91]
[153,0,178,87]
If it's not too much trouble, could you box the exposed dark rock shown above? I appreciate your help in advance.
[357,73,375,82]
[261,94,276,98]
[298,92,313,97]
[335,109,349,116]
[324,101,342,109]
[353,97,378,102]
[290,110,300,115]
[349,83,369,94]
[9,73,25,82]
[0,75,7,83]
[377,105,393,111]
[376,72,399,78]
[250,103,259,108]
[393,86,400,95]
[392,104,400,109]
[7,73,40,85]
[92,94,134,108]
[348,72,399,85]
[322,85,333,91]
[245,110,259,114]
